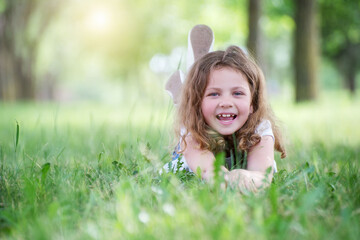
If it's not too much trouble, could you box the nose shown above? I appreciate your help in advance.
[219,97,234,108]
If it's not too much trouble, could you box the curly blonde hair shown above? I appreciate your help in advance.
[176,45,286,158]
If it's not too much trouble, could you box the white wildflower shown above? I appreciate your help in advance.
[162,203,175,216]
[138,210,150,224]
[151,186,163,195]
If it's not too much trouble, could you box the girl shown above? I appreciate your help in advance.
[163,45,286,192]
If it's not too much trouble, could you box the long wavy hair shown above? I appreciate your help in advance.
[176,45,286,158]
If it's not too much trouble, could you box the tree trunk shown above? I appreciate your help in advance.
[347,70,356,94]
[342,56,357,95]
[0,43,5,100]
[294,0,318,102]
[0,0,61,101]
[336,43,359,95]
[247,0,263,63]
[0,11,16,101]
[15,56,35,100]
[0,48,15,101]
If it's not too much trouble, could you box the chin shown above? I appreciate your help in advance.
[217,129,237,136]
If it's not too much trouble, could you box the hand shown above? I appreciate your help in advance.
[223,169,271,193]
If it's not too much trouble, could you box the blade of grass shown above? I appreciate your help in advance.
[55,147,65,161]
[41,163,51,183]
[15,120,20,153]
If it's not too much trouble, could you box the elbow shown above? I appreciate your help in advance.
[201,169,213,181]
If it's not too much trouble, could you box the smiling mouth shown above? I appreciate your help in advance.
[216,114,237,121]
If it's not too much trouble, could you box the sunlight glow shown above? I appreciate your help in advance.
[87,8,111,32]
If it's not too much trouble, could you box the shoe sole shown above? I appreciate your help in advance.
[187,24,214,70]
[165,70,184,105]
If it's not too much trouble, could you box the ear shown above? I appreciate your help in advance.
[250,105,254,114]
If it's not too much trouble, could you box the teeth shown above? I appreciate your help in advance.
[217,114,235,117]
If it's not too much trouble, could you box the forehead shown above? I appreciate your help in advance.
[206,67,249,88]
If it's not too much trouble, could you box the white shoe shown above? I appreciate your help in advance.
[186,24,214,71]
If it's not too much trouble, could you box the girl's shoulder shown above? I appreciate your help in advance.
[255,119,274,141]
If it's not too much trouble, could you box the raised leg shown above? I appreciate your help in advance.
[187,24,214,71]
[165,70,184,105]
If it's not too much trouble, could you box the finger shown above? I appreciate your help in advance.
[221,166,229,173]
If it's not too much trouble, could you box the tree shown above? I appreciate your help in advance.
[247,0,263,62]
[0,0,62,100]
[320,0,360,94]
[294,0,318,102]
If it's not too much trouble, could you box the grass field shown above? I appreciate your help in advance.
[0,91,359,239]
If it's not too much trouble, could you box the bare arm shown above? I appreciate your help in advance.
[183,135,275,191]
[225,136,275,191]
[182,135,216,180]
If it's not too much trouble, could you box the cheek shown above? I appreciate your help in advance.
[201,100,213,122]
[236,99,252,115]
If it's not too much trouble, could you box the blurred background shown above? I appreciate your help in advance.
[0,0,359,104]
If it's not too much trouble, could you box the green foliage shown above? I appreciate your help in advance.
[320,0,360,57]
[265,0,294,18]
[0,0,6,13]
[213,152,225,184]
[319,0,360,92]
[0,92,360,239]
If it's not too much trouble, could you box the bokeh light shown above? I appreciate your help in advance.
[86,7,112,33]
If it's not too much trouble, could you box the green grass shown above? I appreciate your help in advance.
[0,92,359,239]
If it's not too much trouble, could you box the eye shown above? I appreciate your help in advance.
[233,91,244,96]
[207,92,219,97]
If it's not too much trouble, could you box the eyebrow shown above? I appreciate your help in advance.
[205,86,248,91]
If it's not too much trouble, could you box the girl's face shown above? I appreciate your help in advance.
[201,67,253,136]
